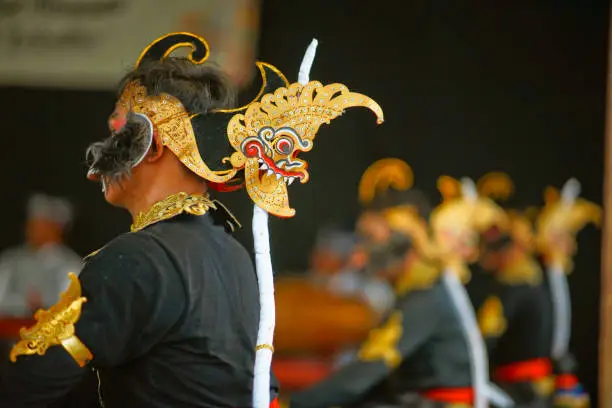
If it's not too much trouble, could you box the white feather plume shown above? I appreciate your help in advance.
[561,178,581,205]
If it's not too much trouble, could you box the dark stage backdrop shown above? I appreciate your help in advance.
[0,1,607,402]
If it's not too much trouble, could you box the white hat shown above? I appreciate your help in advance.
[27,194,74,227]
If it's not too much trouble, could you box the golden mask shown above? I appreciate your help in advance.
[114,32,291,186]
[225,82,384,217]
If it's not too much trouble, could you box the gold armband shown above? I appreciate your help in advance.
[10,272,93,367]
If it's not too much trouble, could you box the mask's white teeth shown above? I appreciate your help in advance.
[266,169,274,176]
[288,177,295,185]
[277,162,285,169]
[261,163,268,170]
[275,173,281,180]
[283,176,289,183]
[258,158,263,163]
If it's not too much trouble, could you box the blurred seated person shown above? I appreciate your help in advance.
[0,193,82,317]
[309,224,393,316]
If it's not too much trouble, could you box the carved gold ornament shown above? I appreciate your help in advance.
[358,311,403,368]
[477,296,507,338]
[131,192,216,232]
[10,273,93,367]
[224,81,384,217]
[115,81,237,184]
[114,32,291,188]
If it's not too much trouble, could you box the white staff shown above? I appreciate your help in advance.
[252,38,319,408]
[548,178,580,360]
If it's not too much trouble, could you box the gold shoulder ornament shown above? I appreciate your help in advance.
[477,295,507,338]
[357,310,403,368]
[395,258,441,295]
[10,273,93,367]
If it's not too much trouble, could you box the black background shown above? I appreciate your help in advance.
[0,1,607,402]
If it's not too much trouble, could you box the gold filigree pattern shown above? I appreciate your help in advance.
[477,296,507,338]
[10,273,93,367]
[358,158,413,205]
[131,192,216,232]
[117,82,237,184]
[225,81,384,217]
[358,311,403,368]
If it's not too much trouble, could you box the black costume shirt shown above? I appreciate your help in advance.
[467,264,552,368]
[289,280,472,408]
[0,213,263,408]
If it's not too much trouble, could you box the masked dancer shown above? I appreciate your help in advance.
[0,33,383,408]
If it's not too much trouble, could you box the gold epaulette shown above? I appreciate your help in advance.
[10,273,93,367]
[357,311,403,368]
[477,296,507,338]
[395,258,441,295]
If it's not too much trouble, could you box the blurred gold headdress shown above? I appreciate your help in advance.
[535,179,601,271]
[358,158,413,206]
[430,176,510,278]
[476,172,514,201]
[476,172,535,251]
[357,159,436,259]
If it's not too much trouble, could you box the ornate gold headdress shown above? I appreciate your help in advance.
[115,32,290,186]
[225,82,384,217]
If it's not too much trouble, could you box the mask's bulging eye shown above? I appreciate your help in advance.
[275,137,294,155]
